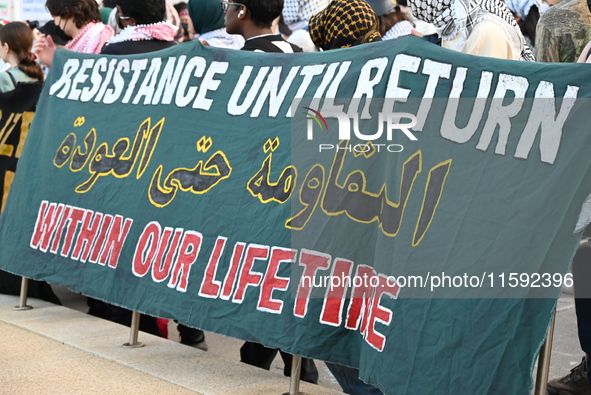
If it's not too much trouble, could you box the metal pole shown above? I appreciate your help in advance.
[122,311,144,348]
[283,355,302,395]
[13,277,32,311]
[534,307,556,395]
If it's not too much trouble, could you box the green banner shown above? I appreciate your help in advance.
[1,37,591,394]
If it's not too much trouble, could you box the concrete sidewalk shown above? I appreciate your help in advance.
[0,294,341,395]
[0,291,584,394]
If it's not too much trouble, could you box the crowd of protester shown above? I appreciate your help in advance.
[0,0,590,394]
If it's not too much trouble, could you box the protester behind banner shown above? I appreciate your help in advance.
[308,2,387,392]
[308,0,382,50]
[0,22,44,93]
[0,43,56,303]
[408,0,535,61]
[221,0,315,380]
[225,0,302,52]
[535,0,591,62]
[543,38,591,395]
[173,2,193,42]
[537,3,591,391]
[85,0,179,340]
[187,0,244,49]
[282,0,329,52]
[100,0,176,55]
[34,0,114,68]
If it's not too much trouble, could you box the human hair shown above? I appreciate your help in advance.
[174,2,187,14]
[102,0,116,7]
[377,10,413,36]
[45,0,102,28]
[0,22,44,82]
[116,0,166,25]
[238,0,283,28]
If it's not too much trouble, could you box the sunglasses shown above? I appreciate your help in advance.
[116,10,132,29]
[220,1,243,12]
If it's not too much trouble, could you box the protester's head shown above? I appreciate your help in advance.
[187,0,224,34]
[223,0,284,36]
[174,2,190,23]
[101,0,116,7]
[45,0,102,29]
[366,0,412,36]
[174,2,192,41]
[308,0,381,50]
[238,0,283,27]
[0,22,44,82]
[115,0,166,26]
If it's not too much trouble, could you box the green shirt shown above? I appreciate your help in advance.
[0,68,40,93]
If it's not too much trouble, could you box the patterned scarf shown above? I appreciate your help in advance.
[106,22,177,45]
[66,22,114,54]
[408,0,535,61]
[283,0,331,28]
[382,20,414,40]
[309,0,382,50]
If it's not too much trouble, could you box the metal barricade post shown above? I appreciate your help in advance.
[284,355,303,395]
[122,311,144,348]
[534,308,556,395]
[13,277,32,311]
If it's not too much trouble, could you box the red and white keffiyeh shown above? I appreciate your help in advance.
[106,22,177,45]
[66,22,114,54]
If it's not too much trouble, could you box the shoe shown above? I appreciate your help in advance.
[547,357,590,395]
[179,327,208,351]
[184,339,208,351]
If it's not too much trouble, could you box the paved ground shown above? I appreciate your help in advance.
[0,284,584,394]
[0,292,342,395]
[51,285,344,392]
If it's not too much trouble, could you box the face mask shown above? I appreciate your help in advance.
[54,23,73,42]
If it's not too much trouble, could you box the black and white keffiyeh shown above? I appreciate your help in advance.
[283,0,331,29]
[408,0,535,61]
[382,20,414,40]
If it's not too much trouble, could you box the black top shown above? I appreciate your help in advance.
[241,34,302,53]
[101,39,176,55]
